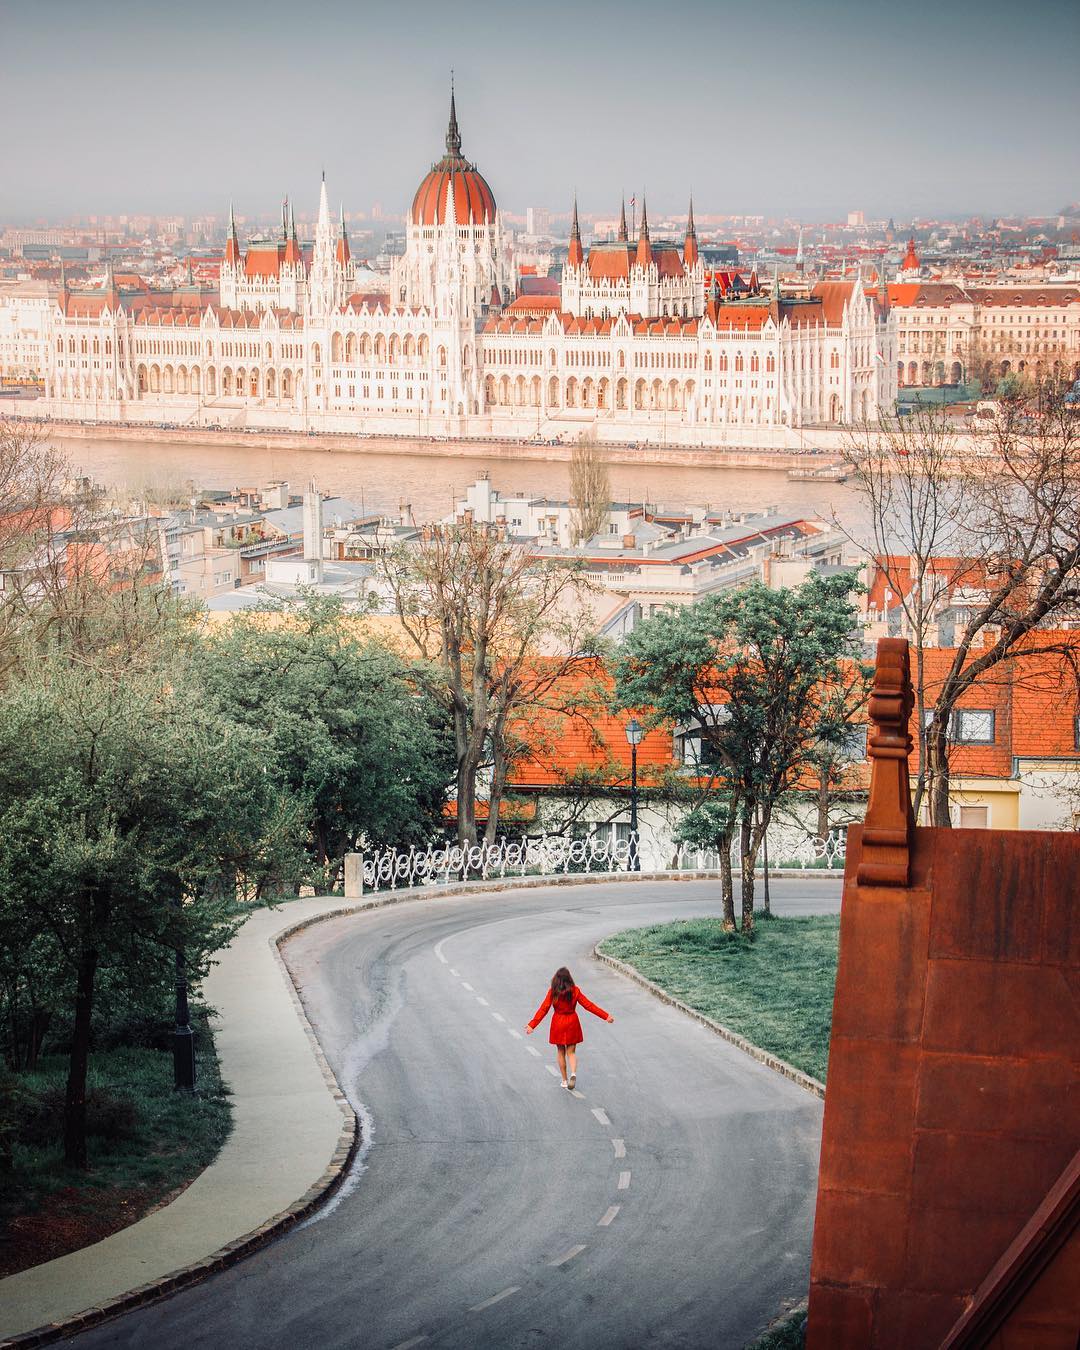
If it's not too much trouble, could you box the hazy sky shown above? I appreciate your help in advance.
[4,0,1078,222]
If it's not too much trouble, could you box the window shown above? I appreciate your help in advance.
[958,805,989,829]
[1074,715,1080,751]
[954,709,995,744]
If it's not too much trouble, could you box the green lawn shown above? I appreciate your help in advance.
[0,1019,231,1276]
[598,913,840,1083]
[746,1306,808,1349]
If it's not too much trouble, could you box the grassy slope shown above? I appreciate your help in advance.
[1,1030,231,1276]
[599,914,840,1083]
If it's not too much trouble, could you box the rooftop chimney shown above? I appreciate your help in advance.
[303,478,324,583]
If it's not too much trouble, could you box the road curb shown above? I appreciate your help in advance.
[591,947,827,1100]
[1,869,833,1347]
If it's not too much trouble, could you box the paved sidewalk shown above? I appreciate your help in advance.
[0,895,355,1345]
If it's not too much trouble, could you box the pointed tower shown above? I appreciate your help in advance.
[635,198,653,268]
[617,198,628,244]
[309,172,338,314]
[221,203,242,306]
[283,205,302,268]
[901,236,920,274]
[683,196,699,268]
[224,203,241,267]
[567,197,584,268]
[336,205,351,268]
[796,226,805,274]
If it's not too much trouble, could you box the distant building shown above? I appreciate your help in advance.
[11,88,896,439]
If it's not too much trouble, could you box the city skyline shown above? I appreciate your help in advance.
[4,0,1079,221]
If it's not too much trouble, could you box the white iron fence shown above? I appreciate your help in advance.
[357,826,847,894]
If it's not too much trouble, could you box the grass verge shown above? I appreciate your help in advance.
[598,913,839,1083]
[746,1305,808,1348]
[0,1015,231,1277]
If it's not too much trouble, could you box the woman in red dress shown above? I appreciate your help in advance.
[526,966,614,1090]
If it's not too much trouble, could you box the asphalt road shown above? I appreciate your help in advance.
[73,877,842,1350]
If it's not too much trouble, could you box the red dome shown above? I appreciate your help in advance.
[411,91,497,227]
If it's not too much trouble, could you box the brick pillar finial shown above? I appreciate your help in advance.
[856,636,915,887]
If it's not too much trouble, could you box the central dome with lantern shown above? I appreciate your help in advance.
[411,89,497,227]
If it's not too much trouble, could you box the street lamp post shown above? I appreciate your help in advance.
[625,717,643,871]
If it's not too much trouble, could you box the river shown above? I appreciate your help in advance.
[54,432,872,534]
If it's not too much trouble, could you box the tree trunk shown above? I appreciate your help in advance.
[816,776,830,841]
[484,740,508,846]
[718,833,736,931]
[456,756,478,846]
[927,724,952,827]
[739,816,755,935]
[64,943,98,1169]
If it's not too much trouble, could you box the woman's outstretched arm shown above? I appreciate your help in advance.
[575,988,614,1022]
[526,989,552,1033]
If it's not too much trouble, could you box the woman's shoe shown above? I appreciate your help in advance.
[560,1080,570,1089]
[567,1073,577,1091]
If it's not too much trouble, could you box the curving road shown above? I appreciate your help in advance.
[73,878,841,1350]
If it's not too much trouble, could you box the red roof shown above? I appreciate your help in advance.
[244,245,283,278]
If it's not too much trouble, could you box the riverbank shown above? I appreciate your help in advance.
[13,412,848,472]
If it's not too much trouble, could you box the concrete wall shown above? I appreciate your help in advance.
[807,823,1080,1348]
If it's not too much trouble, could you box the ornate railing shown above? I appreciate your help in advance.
[356,826,847,895]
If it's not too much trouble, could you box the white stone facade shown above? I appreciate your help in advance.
[10,94,898,443]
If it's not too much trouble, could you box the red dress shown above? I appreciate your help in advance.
[529,985,610,1046]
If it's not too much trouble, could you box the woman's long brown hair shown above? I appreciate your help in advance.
[551,967,574,999]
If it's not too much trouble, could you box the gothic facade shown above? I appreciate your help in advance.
[37,93,897,440]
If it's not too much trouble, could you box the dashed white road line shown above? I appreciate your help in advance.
[597,1205,621,1227]
[526,1046,541,1058]
[611,1138,626,1159]
[591,1107,611,1127]
[476,996,489,1006]
[618,1170,632,1190]
[449,968,460,977]
[545,1064,561,1078]
[492,1012,506,1023]
[461,982,474,992]
[390,1338,428,1349]
[470,1286,521,1312]
[435,950,446,965]
[549,1244,586,1267]
[507,1029,523,1040]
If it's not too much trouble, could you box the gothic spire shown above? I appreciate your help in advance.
[635,196,653,268]
[618,197,628,243]
[684,195,699,267]
[225,201,241,266]
[568,196,583,268]
[446,77,462,157]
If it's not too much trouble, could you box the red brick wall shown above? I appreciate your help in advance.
[807,825,1080,1349]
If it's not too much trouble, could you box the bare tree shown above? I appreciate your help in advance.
[0,420,67,675]
[569,429,610,545]
[845,384,1080,825]
[840,404,975,816]
[381,524,599,845]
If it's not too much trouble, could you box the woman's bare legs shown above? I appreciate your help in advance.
[556,1045,568,1084]
[566,1045,578,1084]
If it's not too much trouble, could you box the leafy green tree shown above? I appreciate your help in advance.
[614,575,865,933]
[0,656,299,1168]
[195,594,454,879]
